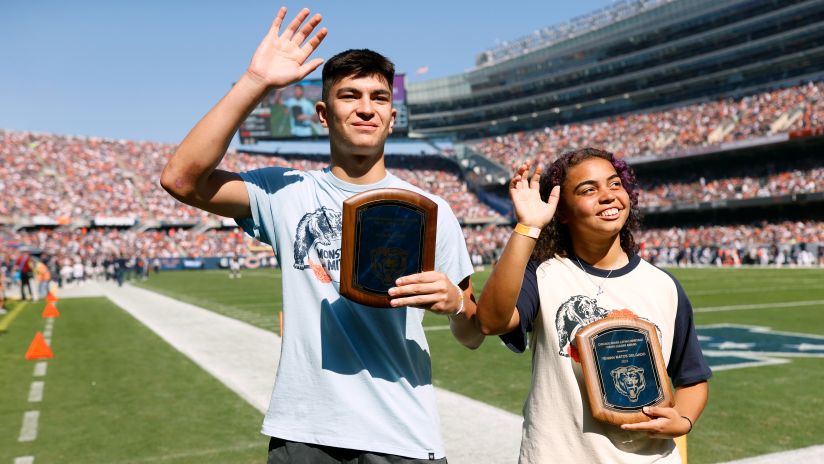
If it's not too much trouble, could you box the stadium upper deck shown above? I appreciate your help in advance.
[407,0,824,139]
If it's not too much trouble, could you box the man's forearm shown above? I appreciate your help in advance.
[161,72,269,199]
[449,299,484,349]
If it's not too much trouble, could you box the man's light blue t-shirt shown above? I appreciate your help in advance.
[236,167,473,459]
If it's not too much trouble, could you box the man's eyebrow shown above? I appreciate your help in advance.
[335,87,391,96]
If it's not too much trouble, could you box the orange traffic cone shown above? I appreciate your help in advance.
[46,292,58,303]
[25,332,53,360]
[43,302,60,318]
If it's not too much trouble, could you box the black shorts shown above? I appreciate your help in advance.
[267,437,447,464]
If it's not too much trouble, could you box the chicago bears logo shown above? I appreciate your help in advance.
[293,207,342,270]
[611,366,646,402]
[556,295,610,357]
[370,247,409,286]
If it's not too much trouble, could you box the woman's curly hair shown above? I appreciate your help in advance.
[532,147,641,263]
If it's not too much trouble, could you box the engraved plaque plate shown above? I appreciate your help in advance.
[340,188,437,307]
[575,317,674,425]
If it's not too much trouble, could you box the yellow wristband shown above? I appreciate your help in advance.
[514,223,541,239]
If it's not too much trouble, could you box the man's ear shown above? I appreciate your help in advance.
[388,107,396,134]
[316,101,329,128]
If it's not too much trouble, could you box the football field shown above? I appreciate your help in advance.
[1,267,823,463]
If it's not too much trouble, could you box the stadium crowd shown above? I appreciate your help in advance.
[471,81,824,167]
[0,131,500,223]
[638,166,824,207]
[4,79,824,283]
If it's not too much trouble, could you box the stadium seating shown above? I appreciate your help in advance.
[3,80,824,267]
[470,81,824,167]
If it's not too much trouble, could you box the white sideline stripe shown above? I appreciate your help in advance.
[33,362,47,377]
[28,381,44,403]
[18,411,39,442]
[423,325,451,332]
[695,299,824,313]
[109,442,260,463]
[14,457,34,464]
[718,444,824,463]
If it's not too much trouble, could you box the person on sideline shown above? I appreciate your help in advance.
[160,7,482,463]
[476,148,710,463]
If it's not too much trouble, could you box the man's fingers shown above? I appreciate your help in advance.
[282,8,310,39]
[391,279,447,296]
[293,13,322,44]
[395,271,442,286]
[298,58,325,77]
[390,295,437,308]
[301,28,327,57]
[268,7,287,37]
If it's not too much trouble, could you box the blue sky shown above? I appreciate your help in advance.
[1,0,614,143]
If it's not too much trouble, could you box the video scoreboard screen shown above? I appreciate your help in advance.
[238,74,408,144]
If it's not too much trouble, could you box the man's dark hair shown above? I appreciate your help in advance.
[532,147,641,263]
[321,49,394,101]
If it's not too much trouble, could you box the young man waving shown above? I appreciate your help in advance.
[161,7,482,463]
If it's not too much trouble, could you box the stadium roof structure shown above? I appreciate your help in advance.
[408,0,824,140]
[475,0,673,68]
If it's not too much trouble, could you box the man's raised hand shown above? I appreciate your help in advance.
[246,7,328,89]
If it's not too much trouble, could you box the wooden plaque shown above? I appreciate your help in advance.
[575,317,674,425]
[340,188,437,307]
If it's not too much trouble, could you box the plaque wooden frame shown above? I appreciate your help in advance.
[340,188,437,307]
[575,317,674,425]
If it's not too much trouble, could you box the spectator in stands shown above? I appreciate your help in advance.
[476,150,710,463]
[15,251,34,301]
[34,258,51,300]
[160,9,482,463]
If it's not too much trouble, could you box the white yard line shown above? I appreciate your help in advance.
[13,457,34,464]
[33,362,47,377]
[18,411,40,442]
[695,299,824,313]
[28,381,44,403]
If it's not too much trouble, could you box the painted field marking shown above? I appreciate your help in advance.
[33,362,47,377]
[110,441,260,464]
[0,301,27,333]
[14,456,34,464]
[695,299,824,313]
[18,411,40,442]
[28,381,44,403]
[423,325,452,332]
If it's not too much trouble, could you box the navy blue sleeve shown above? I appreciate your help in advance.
[666,274,712,386]
[500,260,540,353]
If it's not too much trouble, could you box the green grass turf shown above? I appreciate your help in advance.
[0,298,266,463]
[135,266,824,463]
